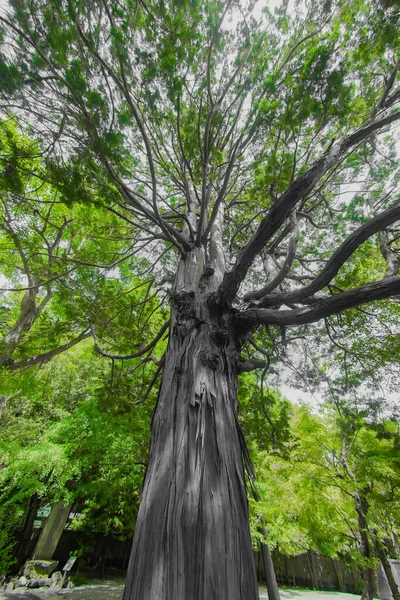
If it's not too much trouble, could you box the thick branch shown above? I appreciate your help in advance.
[0,292,38,367]
[90,319,169,360]
[4,330,91,371]
[235,276,400,329]
[257,203,400,306]
[376,58,400,114]
[237,358,267,373]
[217,110,400,306]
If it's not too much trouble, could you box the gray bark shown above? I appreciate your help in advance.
[355,492,377,600]
[123,251,259,600]
[0,291,38,367]
[236,276,400,329]
[306,550,320,590]
[258,518,280,600]
[252,486,280,600]
[16,494,41,565]
[374,536,400,600]
[217,112,400,307]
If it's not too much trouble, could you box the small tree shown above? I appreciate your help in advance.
[274,396,400,600]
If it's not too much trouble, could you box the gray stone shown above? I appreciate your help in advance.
[15,576,28,587]
[15,575,28,587]
[23,559,58,577]
[33,502,71,561]
[377,559,400,600]
[5,581,14,591]
[49,571,63,590]
[27,577,51,588]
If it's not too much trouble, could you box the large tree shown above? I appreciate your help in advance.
[1,0,400,598]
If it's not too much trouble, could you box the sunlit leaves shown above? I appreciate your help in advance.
[250,402,400,566]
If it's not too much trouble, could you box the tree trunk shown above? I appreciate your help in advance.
[252,486,280,600]
[16,493,40,566]
[0,291,37,368]
[331,557,345,592]
[306,550,320,590]
[355,491,377,600]
[390,520,400,557]
[258,523,280,600]
[374,535,400,600]
[123,251,259,600]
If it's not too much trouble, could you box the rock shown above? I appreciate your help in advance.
[27,577,51,588]
[66,580,75,589]
[5,582,14,591]
[15,576,28,587]
[49,571,63,590]
[23,559,58,577]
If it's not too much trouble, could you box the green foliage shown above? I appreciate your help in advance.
[250,400,400,570]
[0,341,159,570]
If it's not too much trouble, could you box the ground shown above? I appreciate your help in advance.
[0,581,364,600]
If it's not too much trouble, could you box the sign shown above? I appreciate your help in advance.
[63,556,77,572]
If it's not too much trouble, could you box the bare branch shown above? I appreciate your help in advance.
[135,356,165,405]
[379,230,399,278]
[375,58,400,115]
[256,203,400,307]
[0,266,77,292]
[90,319,169,360]
[217,110,400,306]
[244,212,299,301]
[257,203,400,307]
[235,276,400,330]
[237,358,267,373]
[5,330,91,371]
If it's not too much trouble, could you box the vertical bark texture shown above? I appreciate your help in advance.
[374,535,400,600]
[356,491,378,600]
[16,493,41,565]
[123,252,259,600]
[259,527,280,600]
[253,486,281,600]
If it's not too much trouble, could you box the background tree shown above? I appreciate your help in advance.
[0,337,163,573]
[1,0,400,598]
[249,399,400,598]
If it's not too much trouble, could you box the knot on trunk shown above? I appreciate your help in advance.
[200,266,215,280]
[199,349,222,371]
[210,326,229,347]
[172,291,196,316]
[172,292,198,337]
